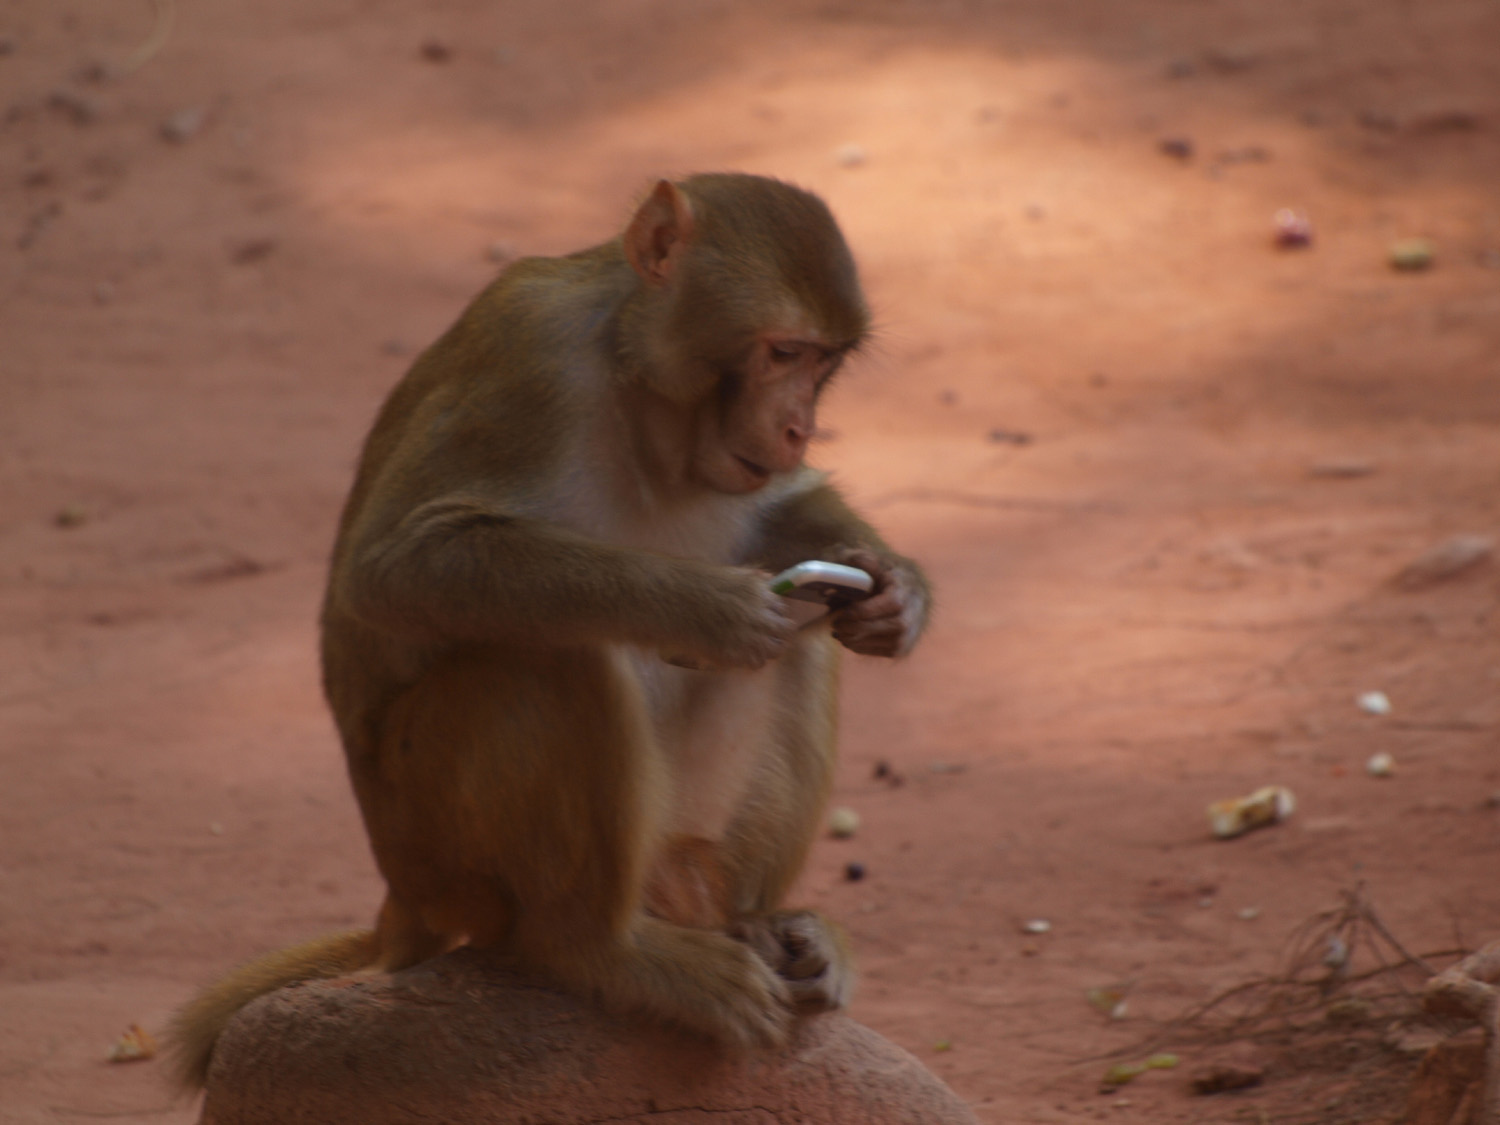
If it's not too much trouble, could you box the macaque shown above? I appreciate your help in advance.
[169,173,930,1089]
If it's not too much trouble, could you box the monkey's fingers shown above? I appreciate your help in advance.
[834,548,895,591]
[838,588,903,622]
[832,603,911,651]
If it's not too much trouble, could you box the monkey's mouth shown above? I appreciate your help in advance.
[733,455,771,486]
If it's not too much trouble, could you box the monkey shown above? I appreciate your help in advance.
[167,173,930,1090]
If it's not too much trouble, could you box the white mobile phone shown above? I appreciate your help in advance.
[769,561,875,609]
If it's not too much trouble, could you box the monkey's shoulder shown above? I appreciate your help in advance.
[457,245,632,355]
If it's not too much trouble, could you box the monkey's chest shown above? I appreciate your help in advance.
[631,655,778,841]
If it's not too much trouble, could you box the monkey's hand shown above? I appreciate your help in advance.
[732,910,854,1012]
[828,548,929,658]
[665,568,799,671]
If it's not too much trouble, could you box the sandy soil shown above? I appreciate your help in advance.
[3,0,1500,1121]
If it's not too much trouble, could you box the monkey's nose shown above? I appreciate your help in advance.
[780,425,810,465]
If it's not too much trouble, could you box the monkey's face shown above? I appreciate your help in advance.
[692,336,839,495]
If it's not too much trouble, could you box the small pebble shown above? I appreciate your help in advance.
[1190,1058,1265,1095]
[1396,535,1493,589]
[1357,691,1392,716]
[844,861,866,882]
[1272,208,1314,248]
[54,504,88,528]
[1405,108,1481,134]
[827,806,860,838]
[420,39,453,63]
[1308,457,1377,478]
[834,143,867,168]
[1158,136,1194,160]
[1324,935,1349,968]
[48,89,99,126]
[230,237,276,265]
[1366,751,1395,777]
[1389,238,1435,271]
[1237,906,1261,921]
[1085,984,1131,1019]
[986,427,1034,446]
[161,106,209,144]
[209,821,224,835]
[1022,918,1051,935]
[1218,145,1271,165]
[1203,46,1259,72]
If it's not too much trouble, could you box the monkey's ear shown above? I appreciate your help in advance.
[623,180,696,287]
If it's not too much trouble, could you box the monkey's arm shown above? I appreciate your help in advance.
[751,479,931,658]
[334,494,795,667]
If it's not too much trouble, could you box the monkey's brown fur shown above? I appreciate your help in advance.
[169,174,929,1090]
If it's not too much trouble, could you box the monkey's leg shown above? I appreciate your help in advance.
[716,629,856,1011]
[370,893,451,971]
[366,644,794,1048]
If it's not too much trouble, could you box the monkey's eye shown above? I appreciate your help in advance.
[768,343,801,364]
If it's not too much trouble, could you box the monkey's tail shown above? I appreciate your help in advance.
[167,929,380,1091]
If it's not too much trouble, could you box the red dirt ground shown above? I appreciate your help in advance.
[3,1,1499,1121]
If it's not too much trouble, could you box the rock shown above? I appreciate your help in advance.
[161,106,209,144]
[834,143,867,167]
[985,428,1033,446]
[1272,208,1313,248]
[201,949,978,1125]
[1396,535,1493,589]
[1404,108,1482,135]
[1405,1029,1485,1125]
[1358,108,1398,132]
[828,805,860,838]
[1202,46,1260,73]
[1187,1042,1269,1096]
[229,237,276,265]
[1390,238,1436,271]
[484,239,518,264]
[1308,456,1377,478]
[47,89,100,125]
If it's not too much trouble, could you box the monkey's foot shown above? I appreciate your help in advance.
[733,910,854,1012]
